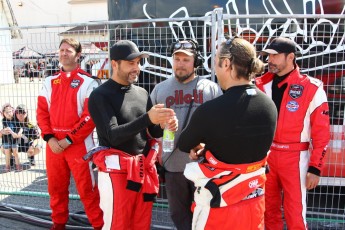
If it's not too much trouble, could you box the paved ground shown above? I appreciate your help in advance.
[0,217,47,230]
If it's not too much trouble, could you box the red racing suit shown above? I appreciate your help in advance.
[255,67,330,230]
[36,67,103,228]
[89,139,159,230]
[184,151,267,230]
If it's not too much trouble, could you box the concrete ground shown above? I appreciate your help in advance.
[0,217,47,230]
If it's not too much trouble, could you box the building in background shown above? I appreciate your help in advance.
[2,0,108,82]
[9,0,108,53]
[0,0,22,84]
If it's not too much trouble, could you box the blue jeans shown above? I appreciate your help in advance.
[3,143,19,149]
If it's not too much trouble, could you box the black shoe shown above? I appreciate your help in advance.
[29,156,35,166]
[10,156,15,167]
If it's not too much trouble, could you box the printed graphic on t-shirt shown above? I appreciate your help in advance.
[165,89,203,108]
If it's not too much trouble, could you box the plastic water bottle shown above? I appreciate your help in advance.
[162,125,175,152]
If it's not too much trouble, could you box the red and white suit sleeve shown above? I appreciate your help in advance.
[308,84,330,173]
[37,77,55,139]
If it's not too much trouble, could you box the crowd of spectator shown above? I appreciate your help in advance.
[13,59,60,83]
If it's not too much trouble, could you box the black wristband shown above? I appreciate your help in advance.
[43,134,55,142]
[307,166,321,176]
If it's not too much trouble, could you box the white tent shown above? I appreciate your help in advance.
[82,43,102,54]
[12,46,44,59]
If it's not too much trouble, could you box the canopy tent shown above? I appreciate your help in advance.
[12,46,44,59]
[82,43,102,54]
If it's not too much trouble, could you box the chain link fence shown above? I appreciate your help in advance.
[0,8,344,229]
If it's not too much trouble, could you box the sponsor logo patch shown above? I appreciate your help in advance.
[246,88,257,95]
[286,101,299,112]
[53,79,61,84]
[246,163,262,173]
[208,156,218,165]
[289,84,304,99]
[71,79,81,88]
[249,179,258,188]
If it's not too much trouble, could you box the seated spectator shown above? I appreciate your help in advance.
[1,103,22,172]
[15,104,41,166]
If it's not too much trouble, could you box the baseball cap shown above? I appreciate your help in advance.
[16,104,27,113]
[172,41,196,56]
[261,37,297,55]
[110,40,149,61]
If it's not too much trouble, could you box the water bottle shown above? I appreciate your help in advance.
[162,125,175,152]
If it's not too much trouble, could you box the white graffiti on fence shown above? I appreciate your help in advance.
[141,0,345,78]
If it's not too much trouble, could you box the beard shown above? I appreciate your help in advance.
[268,63,281,74]
[118,65,139,85]
[127,72,138,84]
[174,70,194,83]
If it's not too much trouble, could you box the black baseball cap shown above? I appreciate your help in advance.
[110,40,149,61]
[261,37,297,55]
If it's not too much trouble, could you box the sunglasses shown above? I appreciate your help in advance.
[225,36,239,48]
[219,36,240,61]
[16,111,26,115]
[173,41,196,52]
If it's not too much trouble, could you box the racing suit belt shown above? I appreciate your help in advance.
[270,141,310,152]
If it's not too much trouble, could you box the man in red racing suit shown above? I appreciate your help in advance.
[36,38,103,230]
[255,37,330,230]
